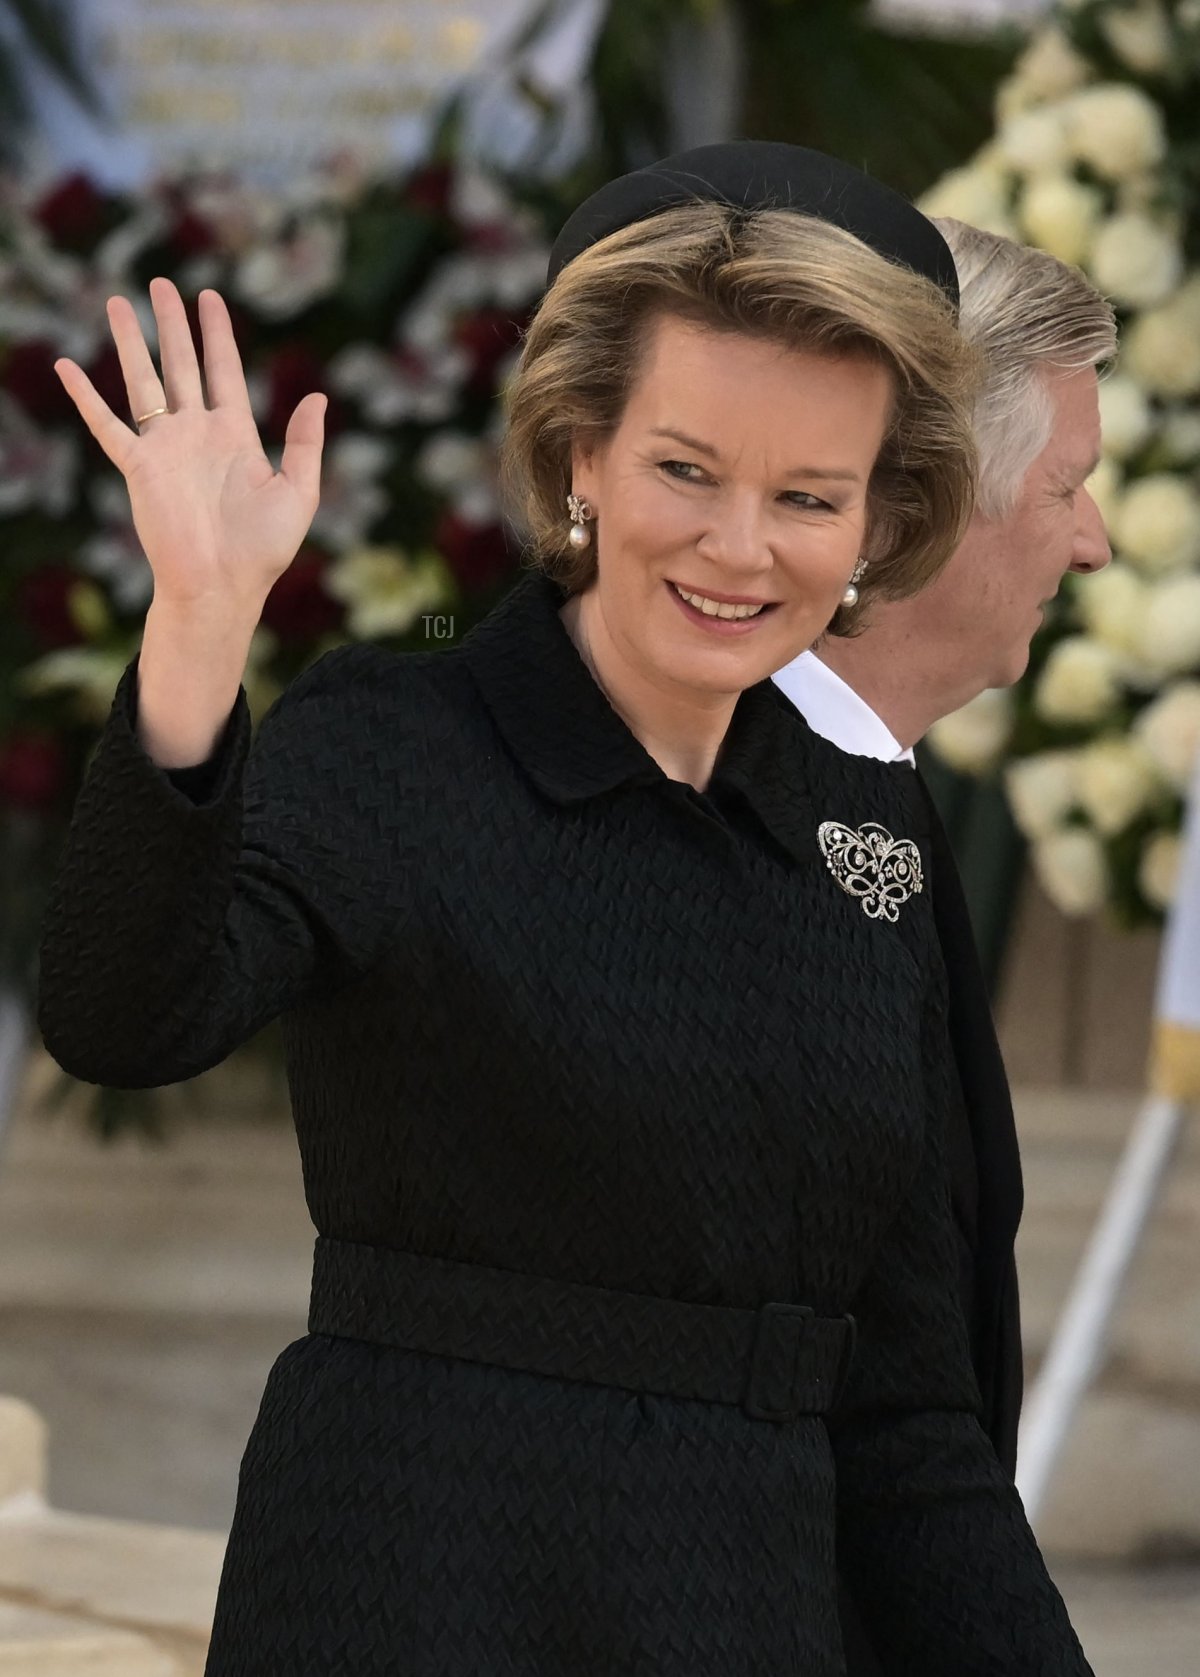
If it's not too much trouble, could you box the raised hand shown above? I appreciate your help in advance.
[54,276,327,619]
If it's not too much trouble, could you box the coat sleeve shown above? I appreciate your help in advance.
[825,971,1094,1677]
[35,641,423,1089]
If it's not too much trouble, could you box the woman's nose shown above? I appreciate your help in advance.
[693,498,771,568]
[1069,491,1112,575]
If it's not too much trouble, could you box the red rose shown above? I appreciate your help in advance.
[465,222,515,254]
[0,729,66,812]
[262,344,344,443]
[13,565,90,648]
[32,172,109,250]
[3,339,76,426]
[435,509,511,589]
[406,162,454,218]
[453,307,527,394]
[260,546,344,642]
[167,208,220,262]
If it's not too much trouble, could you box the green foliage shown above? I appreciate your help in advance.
[737,0,1021,200]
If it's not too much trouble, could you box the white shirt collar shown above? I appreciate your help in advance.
[770,649,916,766]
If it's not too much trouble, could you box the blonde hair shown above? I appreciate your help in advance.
[931,217,1117,520]
[499,201,983,635]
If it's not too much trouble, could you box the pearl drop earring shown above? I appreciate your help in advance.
[567,493,594,550]
[842,556,868,609]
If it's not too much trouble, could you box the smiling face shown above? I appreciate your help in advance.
[899,362,1111,695]
[568,311,895,697]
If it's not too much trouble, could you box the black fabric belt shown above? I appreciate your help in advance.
[307,1235,858,1423]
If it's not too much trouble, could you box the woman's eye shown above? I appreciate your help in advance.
[659,459,706,483]
[659,460,831,511]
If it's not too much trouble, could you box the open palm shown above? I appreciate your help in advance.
[54,276,327,617]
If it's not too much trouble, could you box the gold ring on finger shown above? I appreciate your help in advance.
[135,406,171,427]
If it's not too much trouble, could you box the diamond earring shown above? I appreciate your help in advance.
[567,493,594,550]
[842,556,868,609]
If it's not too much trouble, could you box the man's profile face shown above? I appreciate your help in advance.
[910,363,1111,695]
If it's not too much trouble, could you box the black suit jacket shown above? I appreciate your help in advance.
[838,771,1026,1677]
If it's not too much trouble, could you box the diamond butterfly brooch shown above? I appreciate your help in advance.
[817,821,924,923]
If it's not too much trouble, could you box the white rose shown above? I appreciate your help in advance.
[1100,0,1173,74]
[1074,736,1164,835]
[1139,830,1182,909]
[1134,681,1200,791]
[1085,456,1124,527]
[415,430,490,491]
[1097,375,1155,461]
[919,166,1014,237]
[1075,561,1149,659]
[1124,279,1200,397]
[1122,656,1174,696]
[1112,474,1200,574]
[926,687,1014,775]
[1035,636,1123,724]
[323,545,450,637]
[1159,409,1200,465]
[1018,173,1102,266]
[1117,171,1163,212]
[996,106,1073,175]
[1063,83,1167,179]
[1010,26,1094,100]
[16,646,131,727]
[1137,573,1200,677]
[1005,750,1081,838]
[1164,273,1200,324]
[1090,213,1183,309]
[1033,826,1109,916]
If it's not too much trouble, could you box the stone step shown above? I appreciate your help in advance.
[0,1603,175,1675]
[0,1397,222,1676]
[1028,1391,1200,1561]
[0,1502,225,1643]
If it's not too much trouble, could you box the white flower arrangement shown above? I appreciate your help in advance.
[920,1,1200,925]
[1018,171,1103,264]
[1061,81,1167,178]
[925,686,1014,773]
[1033,825,1109,915]
[1099,0,1174,73]
[1112,474,1200,573]
[1,148,553,847]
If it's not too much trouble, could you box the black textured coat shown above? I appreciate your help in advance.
[36,567,1089,1677]
[829,767,1026,1677]
[918,777,1025,1482]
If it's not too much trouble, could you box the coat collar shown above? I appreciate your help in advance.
[457,566,828,867]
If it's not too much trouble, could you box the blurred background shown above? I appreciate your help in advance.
[0,1,1197,1672]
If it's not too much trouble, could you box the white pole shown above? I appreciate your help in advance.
[1015,1092,1190,1524]
[662,0,745,152]
[0,987,32,1165]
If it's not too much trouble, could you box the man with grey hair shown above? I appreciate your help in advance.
[779,219,1114,742]
[770,220,1117,1677]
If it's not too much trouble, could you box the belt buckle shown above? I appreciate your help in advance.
[743,1300,815,1421]
[831,1311,857,1407]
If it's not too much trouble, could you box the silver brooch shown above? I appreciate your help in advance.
[817,821,924,923]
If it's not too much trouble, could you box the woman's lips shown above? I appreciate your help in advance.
[665,580,779,636]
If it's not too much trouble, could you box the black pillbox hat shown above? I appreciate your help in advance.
[546,140,959,312]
